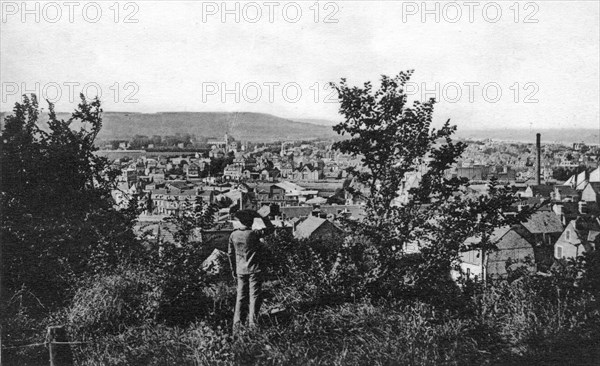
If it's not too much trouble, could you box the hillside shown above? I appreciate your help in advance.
[2,110,597,145]
[0,111,339,142]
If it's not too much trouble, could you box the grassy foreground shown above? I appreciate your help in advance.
[4,273,598,366]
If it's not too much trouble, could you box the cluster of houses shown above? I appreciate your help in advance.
[109,134,599,282]
[458,166,600,280]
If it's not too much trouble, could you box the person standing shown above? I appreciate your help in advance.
[228,209,273,329]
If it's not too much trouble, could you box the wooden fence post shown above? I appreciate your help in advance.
[46,326,73,366]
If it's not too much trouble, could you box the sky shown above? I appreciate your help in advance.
[1,0,599,130]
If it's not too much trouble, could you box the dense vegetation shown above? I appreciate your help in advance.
[1,74,599,366]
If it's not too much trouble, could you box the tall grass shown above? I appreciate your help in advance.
[64,276,598,366]
[4,238,598,366]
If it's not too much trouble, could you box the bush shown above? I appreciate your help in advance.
[67,265,162,338]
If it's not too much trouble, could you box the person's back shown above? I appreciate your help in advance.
[229,228,262,275]
[228,210,273,329]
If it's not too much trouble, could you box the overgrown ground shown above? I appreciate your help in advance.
[3,263,599,366]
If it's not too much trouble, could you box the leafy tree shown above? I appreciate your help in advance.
[165,197,217,245]
[330,71,529,294]
[1,94,142,308]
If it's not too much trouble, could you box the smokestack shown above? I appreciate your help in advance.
[536,133,541,185]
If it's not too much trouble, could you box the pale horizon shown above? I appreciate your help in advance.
[2,1,599,130]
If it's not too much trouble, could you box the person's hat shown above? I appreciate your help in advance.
[233,209,259,228]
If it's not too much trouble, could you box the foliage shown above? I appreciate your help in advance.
[67,265,162,337]
[150,241,216,325]
[164,196,217,245]
[329,72,531,295]
[1,94,143,310]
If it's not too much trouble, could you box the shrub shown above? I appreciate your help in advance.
[67,265,161,338]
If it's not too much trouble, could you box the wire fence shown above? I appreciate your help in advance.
[2,340,88,350]
[1,326,85,366]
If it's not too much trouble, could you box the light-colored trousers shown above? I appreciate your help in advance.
[234,273,262,328]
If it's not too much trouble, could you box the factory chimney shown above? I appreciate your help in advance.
[536,133,541,185]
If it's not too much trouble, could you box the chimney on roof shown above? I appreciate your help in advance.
[579,201,588,215]
[536,133,542,185]
[554,204,563,216]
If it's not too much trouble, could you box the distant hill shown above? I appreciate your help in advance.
[1,110,597,145]
[0,111,339,142]
[293,118,339,126]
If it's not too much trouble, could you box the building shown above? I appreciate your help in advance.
[581,182,600,204]
[456,164,489,181]
[460,226,536,280]
[223,164,243,180]
[293,216,343,240]
[554,217,600,260]
[522,185,554,199]
[186,163,202,178]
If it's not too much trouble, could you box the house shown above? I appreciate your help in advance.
[149,173,165,184]
[279,162,294,178]
[521,211,564,271]
[186,163,202,178]
[581,182,600,204]
[522,185,554,199]
[208,148,225,159]
[589,167,600,183]
[576,170,589,190]
[553,201,600,225]
[460,226,536,280]
[553,185,580,202]
[293,216,343,240]
[292,164,321,181]
[456,164,490,181]
[121,168,137,187]
[223,164,243,180]
[554,217,600,260]
[280,206,314,219]
[259,168,280,182]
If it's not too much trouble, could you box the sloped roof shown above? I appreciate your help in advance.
[587,230,600,242]
[274,181,305,192]
[134,221,176,244]
[257,205,271,217]
[319,205,366,220]
[522,211,563,234]
[589,167,600,183]
[563,175,577,186]
[555,185,578,197]
[463,226,512,247]
[583,182,600,194]
[202,249,228,274]
[528,185,554,197]
[280,206,313,218]
[305,197,327,205]
[517,197,551,210]
[294,216,341,239]
[576,179,589,191]
[561,201,600,218]
[168,181,192,189]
